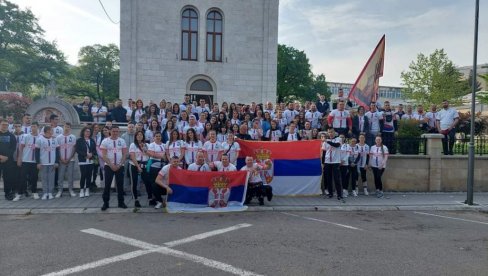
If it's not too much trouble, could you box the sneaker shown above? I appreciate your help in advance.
[363,187,369,196]
[69,190,76,197]
[343,189,348,198]
[154,201,162,209]
[84,189,90,197]
[41,194,48,200]
[377,191,384,198]
[48,193,54,200]
[352,190,358,197]
[55,191,62,198]
[118,202,128,209]
[101,203,109,211]
[266,187,273,201]
[134,200,141,208]
[258,197,264,206]
[32,193,40,200]
[79,190,85,198]
[12,194,21,202]
[148,199,157,206]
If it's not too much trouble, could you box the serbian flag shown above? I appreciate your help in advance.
[348,35,385,109]
[238,140,322,195]
[167,169,249,213]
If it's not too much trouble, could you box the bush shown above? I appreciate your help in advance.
[458,112,488,136]
[0,93,32,120]
[397,119,424,138]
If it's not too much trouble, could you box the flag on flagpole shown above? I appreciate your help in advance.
[348,35,385,109]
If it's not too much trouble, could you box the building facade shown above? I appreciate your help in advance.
[328,82,406,107]
[120,0,279,106]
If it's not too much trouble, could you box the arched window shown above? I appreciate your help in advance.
[181,8,198,61]
[206,10,222,62]
[190,79,213,91]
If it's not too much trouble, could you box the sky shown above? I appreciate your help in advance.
[13,0,488,87]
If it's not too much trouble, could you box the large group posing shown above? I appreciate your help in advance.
[0,89,460,208]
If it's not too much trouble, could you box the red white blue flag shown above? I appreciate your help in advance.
[167,169,249,213]
[348,35,385,109]
[238,140,322,195]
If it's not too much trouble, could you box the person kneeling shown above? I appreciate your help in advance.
[154,156,180,209]
[240,156,273,206]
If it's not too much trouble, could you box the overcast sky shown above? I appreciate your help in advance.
[13,0,488,87]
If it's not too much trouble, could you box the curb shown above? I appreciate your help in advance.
[0,205,486,215]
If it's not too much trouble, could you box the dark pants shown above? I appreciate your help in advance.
[340,165,349,190]
[92,164,100,186]
[20,162,38,194]
[334,128,349,137]
[152,169,167,203]
[245,182,272,203]
[102,165,125,204]
[359,167,367,183]
[54,167,58,189]
[382,132,396,154]
[441,129,456,155]
[79,164,93,189]
[349,165,358,190]
[0,160,15,198]
[129,163,152,200]
[324,163,342,198]
[372,167,385,191]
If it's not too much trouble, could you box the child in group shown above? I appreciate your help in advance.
[357,133,370,195]
[35,126,60,200]
[339,134,351,198]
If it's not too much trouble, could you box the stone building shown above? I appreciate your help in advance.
[120,0,279,106]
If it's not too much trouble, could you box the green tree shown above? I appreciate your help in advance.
[0,0,67,96]
[77,44,119,101]
[310,73,331,101]
[277,44,313,103]
[400,49,466,106]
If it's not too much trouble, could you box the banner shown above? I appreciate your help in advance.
[237,140,322,195]
[167,169,249,213]
[348,35,385,109]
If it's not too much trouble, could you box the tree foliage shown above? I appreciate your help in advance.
[400,49,466,106]
[277,44,313,103]
[0,0,67,96]
[477,73,488,105]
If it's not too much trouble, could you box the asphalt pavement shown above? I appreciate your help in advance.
[1,211,487,276]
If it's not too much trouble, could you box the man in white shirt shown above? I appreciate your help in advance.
[17,122,40,200]
[283,102,299,125]
[322,128,344,201]
[55,123,77,198]
[436,100,459,155]
[425,104,439,133]
[100,125,128,210]
[365,102,383,145]
[305,104,322,129]
[328,101,352,137]
[240,156,272,205]
[195,99,210,116]
[21,113,32,135]
[35,126,60,200]
[182,115,203,139]
[221,133,240,165]
[187,151,211,171]
[202,130,223,162]
[91,99,108,123]
[154,156,181,209]
[210,154,237,172]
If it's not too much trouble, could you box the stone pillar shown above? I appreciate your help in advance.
[422,134,444,191]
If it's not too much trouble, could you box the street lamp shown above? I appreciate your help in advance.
[466,0,479,206]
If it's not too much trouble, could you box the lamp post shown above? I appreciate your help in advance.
[466,0,479,206]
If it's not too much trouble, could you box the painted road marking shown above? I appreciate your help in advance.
[42,223,261,276]
[414,212,488,226]
[281,212,363,231]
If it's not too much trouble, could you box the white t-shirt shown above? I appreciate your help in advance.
[133,109,145,123]
[221,141,241,165]
[240,163,265,183]
[20,134,39,163]
[213,161,237,172]
[21,125,31,135]
[100,137,127,165]
[177,121,189,134]
[182,125,203,136]
[283,109,299,125]
[248,128,262,140]
[340,144,352,165]
[202,140,223,162]
[369,145,389,168]
[91,105,108,123]
[425,112,438,128]
[323,137,342,164]
[265,129,282,141]
[158,164,182,186]
[187,162,211,171]
[437,108,459,131]
[36,135,59,165]
[129,143,149,165]
[183,140,202,165]
[356,143,370,168]
[305,111,322,128]
[329,109,350,129]
[365,111,383,133]
[56,134,76,162]
[165,140,184,158]
[147,142,166,168]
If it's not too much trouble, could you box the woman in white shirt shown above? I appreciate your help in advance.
[165,129,185,165]
[183,128,202,168]
[356,133,370,195]
[147,132,166,206]
[369,136,389,198]
[129,131,151,207]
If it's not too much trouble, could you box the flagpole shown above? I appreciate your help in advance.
[466,0,479,206]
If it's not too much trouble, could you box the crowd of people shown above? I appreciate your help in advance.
[0,90,460,209]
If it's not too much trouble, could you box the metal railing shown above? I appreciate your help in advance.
[453,136,488,156]
[394,137,428,155]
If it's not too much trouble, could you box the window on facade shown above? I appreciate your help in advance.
[206,11,223,62]
[182,8,198,61]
